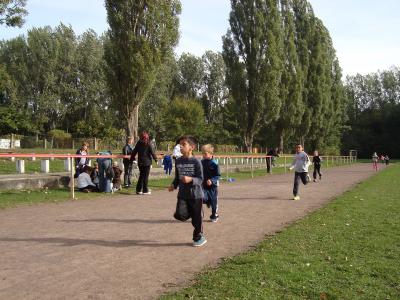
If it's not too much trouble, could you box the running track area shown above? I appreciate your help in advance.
[0,164,378,299]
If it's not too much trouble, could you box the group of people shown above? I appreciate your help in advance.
[73,134,330,247]
[372,152,389,171]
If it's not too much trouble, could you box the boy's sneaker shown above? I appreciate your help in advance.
[210,214,219,223]
[313,179,316,182]
[142,190,151,195]
[193,235,207,247]
[136,191,143,195]
[82,189,89,193]
[293,195,300,201]
[319,175,322,180]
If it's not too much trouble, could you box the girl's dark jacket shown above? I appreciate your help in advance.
[130,140,157,167]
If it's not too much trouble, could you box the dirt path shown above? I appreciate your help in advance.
[0,164,378,299]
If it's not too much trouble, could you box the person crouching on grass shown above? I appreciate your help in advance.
[289,144,311,201]
[77,166,99,193]
[168,136,207,247]
[201,144,221,222]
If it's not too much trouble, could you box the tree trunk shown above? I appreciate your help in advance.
[127,105,139,143]
[244,133,253,153]
[279,131,284,154]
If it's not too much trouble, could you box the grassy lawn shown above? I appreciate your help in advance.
[161,164,400,300]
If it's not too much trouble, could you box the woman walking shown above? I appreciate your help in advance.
[130,131,158,195]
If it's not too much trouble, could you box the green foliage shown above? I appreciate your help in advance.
[223,0,283,150]
[0,0,27,27]
[104,0,181,140]
[162,97,206,141]
[344,67,400,158]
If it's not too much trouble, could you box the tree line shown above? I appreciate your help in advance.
[0,0,398,156]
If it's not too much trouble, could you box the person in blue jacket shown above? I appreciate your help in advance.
[201,144,221,222]
[162,153,173,175]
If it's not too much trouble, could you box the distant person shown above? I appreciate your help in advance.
[168,136,206,247]
[97,151,113,193]
[162,153,173,175]
[90,162,100,189]
[130,131,157,195]
[312,150,322,182]
[172,139,182,162]
[122,137,134,187]
[372,152,378,171]
[112,161,123,192]
[75,142,90,178]
[289,144,311,201]
[384,155,390,165]
[266,147,279,173]
[201,144,221,223]
[77,166,98,193]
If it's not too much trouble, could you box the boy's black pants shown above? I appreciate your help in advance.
[293,172,308,196]
[181,197,203,241]
[313,164,321,179]
[136,165,150,193]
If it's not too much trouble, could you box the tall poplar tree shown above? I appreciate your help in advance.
[223,0,283,151]
[104,0,181,140]
[276,0,303,152]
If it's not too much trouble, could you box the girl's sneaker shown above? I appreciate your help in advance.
[193,235,207,247]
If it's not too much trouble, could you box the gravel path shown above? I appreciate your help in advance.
[0,163,377,299]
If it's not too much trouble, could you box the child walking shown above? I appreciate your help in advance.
[168,136,206,247]
[162,153,173,175]
[372,152,378,171]
[289,144,311,201]
[312,150,322,182]
[201,144,221,222]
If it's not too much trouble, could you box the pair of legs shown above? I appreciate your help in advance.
[123,161,132,186]
[79,185,99,193]
[179,197,204,242]
[204,188,219,220]
[293,172,309,197]
[164,167,172,175]
[313,164,322,180]
[136,165,150,193]
[372,161,378,171]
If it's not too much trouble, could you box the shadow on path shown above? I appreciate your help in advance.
[0,237,191,248]
[59,218,178,224]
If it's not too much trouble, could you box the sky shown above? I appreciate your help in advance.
[1,0,400,77]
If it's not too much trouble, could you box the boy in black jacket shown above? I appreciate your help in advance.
[168,136,206,247]
[201,144,221,222]
[312,150,322,182]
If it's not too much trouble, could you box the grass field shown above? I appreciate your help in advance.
[161,164,400,300]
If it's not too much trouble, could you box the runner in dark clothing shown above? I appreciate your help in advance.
[312,150,322,182]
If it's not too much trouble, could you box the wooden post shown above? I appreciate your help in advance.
[284,156,287,173]
[251,157,254,178]
[226,157,229,180]
[70,156,75,199]
[10,134,15,149]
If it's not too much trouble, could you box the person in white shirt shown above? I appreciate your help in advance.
[289,144,311,201]
[172,139,182,161]
[77,166,98,193]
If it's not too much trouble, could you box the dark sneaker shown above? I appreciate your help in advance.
[193,235,207,247]
[210,214,219,223]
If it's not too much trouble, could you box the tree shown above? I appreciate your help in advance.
[223,0,283,152]
[275,0,304,152]
[104,0,181,141]
[174,52,204,99]
[201,50,228,125]
[161,97,206,141]
[0,0,27,27]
